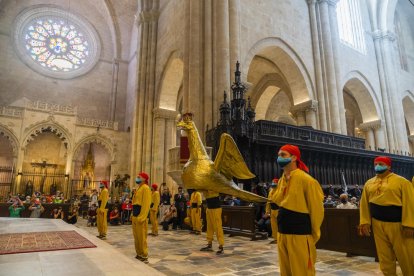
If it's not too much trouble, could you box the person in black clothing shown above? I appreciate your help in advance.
[80,192,89,218]
[159,185,171,224]
[353,184,362,199]
[174,187,187,229]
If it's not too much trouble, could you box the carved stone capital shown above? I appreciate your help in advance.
[290,100,318,115]
[153,108,179,120]
[371,30,396,42]
[358,119,383,131]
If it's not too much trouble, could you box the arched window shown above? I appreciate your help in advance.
[394,13,409,71]
[336,0,366,54]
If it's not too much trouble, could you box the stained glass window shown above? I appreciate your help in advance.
[14,7,100,79]
[24,19,89,72]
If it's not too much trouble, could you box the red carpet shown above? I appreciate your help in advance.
[0,231,96,255]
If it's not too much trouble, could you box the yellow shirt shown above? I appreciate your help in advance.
[98,188,109,211]
[151,191,160,211]
[132,183,152,221]
[272,169,324,242]
[190,191,202,207]
[266,188,276,214]
[203,190,219,199]
[360,172,414,228]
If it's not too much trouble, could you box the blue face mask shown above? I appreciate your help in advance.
[375,165,388,174]
[135,178,142,184]
[277,156,292,168]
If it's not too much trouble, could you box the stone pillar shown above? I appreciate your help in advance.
[229,0,240,76]
[408,135,414,155]
[213,0,230,125]
[317,0,341,133]
[307,0,326,130]
[152,108,178,185]
[359,120,382,151]
[203,0,214,130]
[109,59,119,122]
[376,31,409,153]
[129,1,160,184]
[291,100,318,128]
[374,123,386,150]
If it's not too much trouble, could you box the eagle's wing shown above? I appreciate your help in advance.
[213,133,255,180]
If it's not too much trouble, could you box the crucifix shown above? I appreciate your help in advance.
[31,160,58,194]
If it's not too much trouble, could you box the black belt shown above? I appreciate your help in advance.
[277,207,312,235]
[150,203,154,208]
[270,203,279,210]
[206,196,221,209]
[132,204,142,217]
[98,200,108,209]
[370,203,402,222]
[191,203,199,208]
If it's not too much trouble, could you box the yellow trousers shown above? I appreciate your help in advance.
[191,207,202,232]
[270,209,278,241]
[372,218,414,276]
[132,216,148,258]
[206,208,224,246]
[96,209,108,236]
[278,234,316,276]
[150,210,158,234]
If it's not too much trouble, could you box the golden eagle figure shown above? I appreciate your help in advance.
[177,113,267,203]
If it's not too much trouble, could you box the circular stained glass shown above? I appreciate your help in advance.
[14,6,100,79]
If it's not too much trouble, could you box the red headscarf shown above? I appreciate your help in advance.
[374,156,391,167]
[151,183,158,190]
[138,172,149,183]
[100,180,109,189]
[279,144,309,173]
[272,178,279,183]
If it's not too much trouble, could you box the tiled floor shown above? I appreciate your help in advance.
[77,218,402,276]
[0,218,164,276]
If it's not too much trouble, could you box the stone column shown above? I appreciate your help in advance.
[317,0,341,133]
[327,0,347,135]
[213,0,230,126]
[408,135,414,155]
[373,122,386,150]
[291,100,318,128]
[376,31,409,152]
[152,108,178,185]
[307,0,326,130]
[204,0,214,130]
[359,120,382,151]
[229,0,240,76]
[109,59,119,122]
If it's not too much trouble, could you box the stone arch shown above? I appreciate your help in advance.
[22,118,72,150]
[341,71,382,123]
[0,123,19,158]
[402,91,414,135]
[157,51,184,111]
[73,134,115,162]
[243,37,315,104]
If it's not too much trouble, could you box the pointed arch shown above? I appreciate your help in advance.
[22,118,72,150]
[157,51,184,111]
[243,37,315,104]
[0,123,19,157]
[73,133,115,162]
[341,71,382,123]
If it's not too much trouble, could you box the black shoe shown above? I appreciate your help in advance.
[200,244,213,252]
[195,231,201,235]
[96,235,103,238]
[216,246,224,255]
[269,240,277,244]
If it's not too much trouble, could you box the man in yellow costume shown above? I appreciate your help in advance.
[96,180,109,240]
[131,172,152,263]
[266,178,279,244]
[272,144,324,276]
[359,156,414,275]
[190,189,202,235]
[200,190,224,254]
[149,183,160,236]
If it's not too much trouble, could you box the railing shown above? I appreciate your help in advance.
[20,168,66,195]
[0,106,23,118]
[76,118,119,130]
[0,166,14,202]
[26,100,77,115]
[256,120,366,149]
